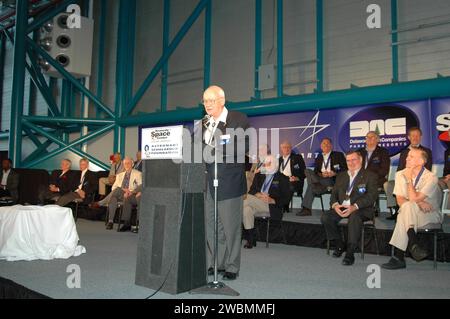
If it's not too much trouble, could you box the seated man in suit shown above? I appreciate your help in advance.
[358,131,390,189]
[105,157,142,231]
[55,158,98,207]
[98,152,124,199]
[0,158,19,204]
[321,150,378,266]
[278,141,306,212]
[246,144,270,193]
[299,138,347,216]
[243,155,290,248]
[385,127,433,220]
[134,151,143,172]
[38,159,77,205]
[382,147,442,270]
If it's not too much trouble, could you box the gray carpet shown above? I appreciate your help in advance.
[1,219,449,299]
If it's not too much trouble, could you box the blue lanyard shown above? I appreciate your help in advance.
[262,175,275,193]
[346,173,358,195]
[413,167,425,189]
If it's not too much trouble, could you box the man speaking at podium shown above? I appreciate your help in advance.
[202,85,250,281]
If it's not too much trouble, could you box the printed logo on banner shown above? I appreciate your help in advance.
[339,105,419,156]
[436,112,450,143]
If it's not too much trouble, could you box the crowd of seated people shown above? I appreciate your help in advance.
[243,132,447,269]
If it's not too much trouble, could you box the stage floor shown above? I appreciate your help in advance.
[1,215,450,299]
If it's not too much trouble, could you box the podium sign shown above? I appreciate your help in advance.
[141,125,183,160]
[136,125,206,294]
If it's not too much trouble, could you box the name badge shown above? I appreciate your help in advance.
[220,134,231,145]
[342,199,351,206]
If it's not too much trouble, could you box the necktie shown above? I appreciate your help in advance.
[122,172,131,189]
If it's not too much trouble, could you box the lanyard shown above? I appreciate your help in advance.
[413,167,425,189]
[281,156,291,171]
[346,173,358,196]
[323,154,331,170]
[262,175,275,193]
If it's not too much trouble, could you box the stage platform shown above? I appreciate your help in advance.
[1,209,449,299]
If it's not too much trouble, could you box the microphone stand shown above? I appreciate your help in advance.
[190,123,239,296]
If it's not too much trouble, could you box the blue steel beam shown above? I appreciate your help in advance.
[23,116,114,125]
[114,0,135,154]
[9,0,28,167]
[277,0,284,97]
[3,28,62,117]
[254,0,262,99]
[96,0,107,118]
[124,0,209,116]
[27,38,115,118]
[22,139,53,166]
[27,0,77,34]
[22,120,113,170]
[391,0,399,83]
[203,0,211,90]
[161,0,171,112]
[119,76,450,127]
[0,33,5,120]
[316,0,324,92]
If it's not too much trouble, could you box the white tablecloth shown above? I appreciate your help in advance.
[0,205,86,261]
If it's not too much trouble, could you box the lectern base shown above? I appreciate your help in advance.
[189,281,240,296]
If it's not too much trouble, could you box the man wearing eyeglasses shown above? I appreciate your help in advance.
[321,151,378,266]
[202,85,250,281]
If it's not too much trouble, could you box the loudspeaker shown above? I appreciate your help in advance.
[39,13,94,78]
[135,159,207,294]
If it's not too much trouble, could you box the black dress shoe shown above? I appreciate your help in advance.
[208,267,225,276]
[296,207,312,216]
[222,272,238,280]
[381,257,406,270]
[409,244,428,262]
[119,224,131,232]
[106,222,113,230]
[332,247,344,258]
[131,226,139,234]
[243,239,256,249]
[342,254,355,266]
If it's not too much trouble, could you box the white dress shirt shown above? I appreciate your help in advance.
[204,107,228,147]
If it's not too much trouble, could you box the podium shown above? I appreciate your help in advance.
[135,158,206,294]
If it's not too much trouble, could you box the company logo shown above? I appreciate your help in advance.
[151,129,171,141]
[340,105,419,156]
[436,112,450,142]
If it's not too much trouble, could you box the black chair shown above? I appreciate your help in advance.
[389,189,449,270]
[255,213,287,248]
[326,215,380,259]
[314,186,333,212]
[415,189,448,269]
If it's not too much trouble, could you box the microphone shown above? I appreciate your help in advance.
[202,114,212,128]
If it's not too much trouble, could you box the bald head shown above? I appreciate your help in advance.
[203,85,226,119]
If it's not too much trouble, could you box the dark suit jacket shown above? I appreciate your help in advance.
[73,170,98,200]
[279,153,306,194]
[49,170,78,195]
[313,151,347,176]
[358,146,390,187]
[397,145,433,172]
[0,169,19,202]
[444,148,450,177]
[330,169,378,217]
[249,172,291,221]
[204,110,250,201]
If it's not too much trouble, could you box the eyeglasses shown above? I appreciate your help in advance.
[201,97,223,105]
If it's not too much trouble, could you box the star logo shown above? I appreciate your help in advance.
[278,111,331,150]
